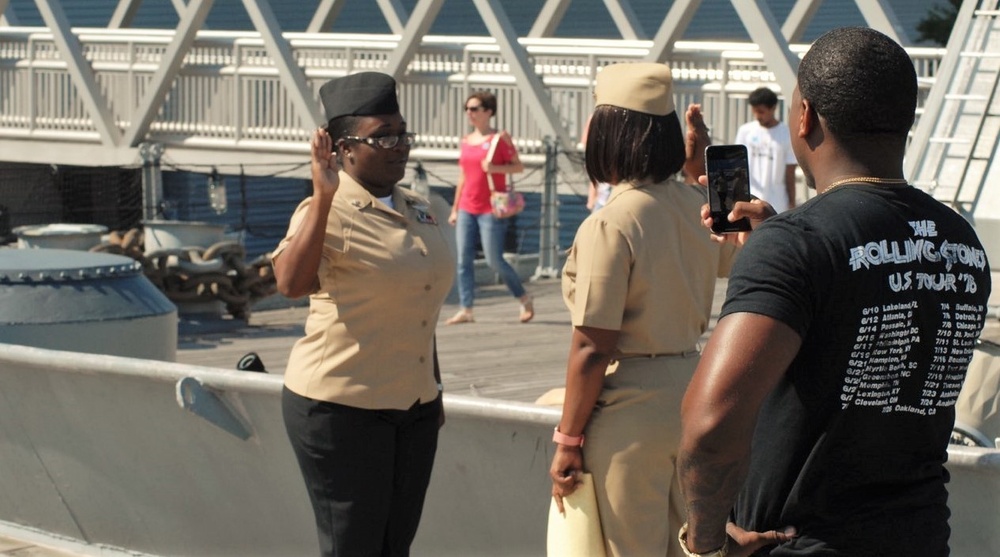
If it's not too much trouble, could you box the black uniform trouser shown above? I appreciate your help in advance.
[282,387,440,557]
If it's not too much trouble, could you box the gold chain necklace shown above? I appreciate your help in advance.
[823,176,909,194]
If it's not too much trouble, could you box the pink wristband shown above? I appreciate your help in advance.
[553,427,585,447]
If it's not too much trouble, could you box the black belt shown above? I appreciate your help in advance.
[614,348,698,361]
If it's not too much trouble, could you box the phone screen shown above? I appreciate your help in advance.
[705,144,752,233]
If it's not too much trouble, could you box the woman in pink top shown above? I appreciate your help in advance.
[446,90,533,324]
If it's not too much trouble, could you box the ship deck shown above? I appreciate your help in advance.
[3,274,998,557]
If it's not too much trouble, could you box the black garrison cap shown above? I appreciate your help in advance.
[319,72,400,121]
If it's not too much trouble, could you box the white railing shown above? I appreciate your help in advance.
[0,27,946,165]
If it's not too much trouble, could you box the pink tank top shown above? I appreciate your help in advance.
[458,134,516,215]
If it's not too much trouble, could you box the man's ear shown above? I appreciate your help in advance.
[796,98,814,139]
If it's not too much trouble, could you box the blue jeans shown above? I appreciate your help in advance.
[455,209,526,308]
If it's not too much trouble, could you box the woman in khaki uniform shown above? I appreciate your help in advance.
[548,63,738,557]
[272,72,454,557]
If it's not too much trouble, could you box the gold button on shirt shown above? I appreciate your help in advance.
[273,172,455,410]
[563,180,738,355]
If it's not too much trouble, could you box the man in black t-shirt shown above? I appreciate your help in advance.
[676,28,992,557]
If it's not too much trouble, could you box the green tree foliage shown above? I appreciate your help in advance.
[917,0,961,46]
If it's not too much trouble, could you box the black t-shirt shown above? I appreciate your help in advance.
[722,185,992,556]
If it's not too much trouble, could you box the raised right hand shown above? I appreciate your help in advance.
[311,127,339,197]
[683,103,711,184]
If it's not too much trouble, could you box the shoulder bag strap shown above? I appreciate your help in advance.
[485,132,501,193]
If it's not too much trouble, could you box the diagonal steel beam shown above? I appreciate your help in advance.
[528,0,570,38]
[645,0,702,63]
[602,0,645,40]
[122,0,214,147]
[307,0,346,33]
[376,0,408,35]
[472,0,573,149]
[781,0,822,43]
[109,0,141,28]
[34,0,122,146]
[383,0,445,79]
[110,0,190,29]
[242,0,324,127]
[0,0,15,26]
[730,0,799,96]
[854,0,908,46]
[114,0,190,25]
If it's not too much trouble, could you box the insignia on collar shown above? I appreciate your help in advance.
[350,200,363,208]
[415,208,437,224]
[407,201,436,224]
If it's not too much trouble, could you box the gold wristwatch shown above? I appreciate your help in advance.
[678,523,729,557]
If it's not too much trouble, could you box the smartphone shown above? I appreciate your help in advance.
[705,144,752,234]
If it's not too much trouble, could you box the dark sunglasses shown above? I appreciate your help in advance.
[465,105,484,112]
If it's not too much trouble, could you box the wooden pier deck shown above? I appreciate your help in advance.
[175,274,1000,404]
[174,276,723,404]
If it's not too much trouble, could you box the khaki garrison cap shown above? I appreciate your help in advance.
[594,62,675,116]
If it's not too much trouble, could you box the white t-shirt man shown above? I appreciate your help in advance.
[735,113,798,213]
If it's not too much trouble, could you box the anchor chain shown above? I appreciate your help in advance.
[89,228,277,320]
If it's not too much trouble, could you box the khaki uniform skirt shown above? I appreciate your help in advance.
[583,353,697,557]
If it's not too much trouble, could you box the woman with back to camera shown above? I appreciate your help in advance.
[548,62,737,557]
[272,71,454,557]
[446,90,534,325]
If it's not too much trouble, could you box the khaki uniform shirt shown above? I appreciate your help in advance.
[562,179,738,356]
[273,172,455,410]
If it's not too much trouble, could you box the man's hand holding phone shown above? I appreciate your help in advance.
[701,144,776,245]
[705,144,752,233]
[699,197,776,246]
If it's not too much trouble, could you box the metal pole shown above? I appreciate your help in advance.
[139,142,164,222]
[534,136,561,279]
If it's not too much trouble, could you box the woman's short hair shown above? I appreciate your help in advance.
[585,105,686,185]
[325,116,361,162]
[326,116,360,143]
[466,91,498,115]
